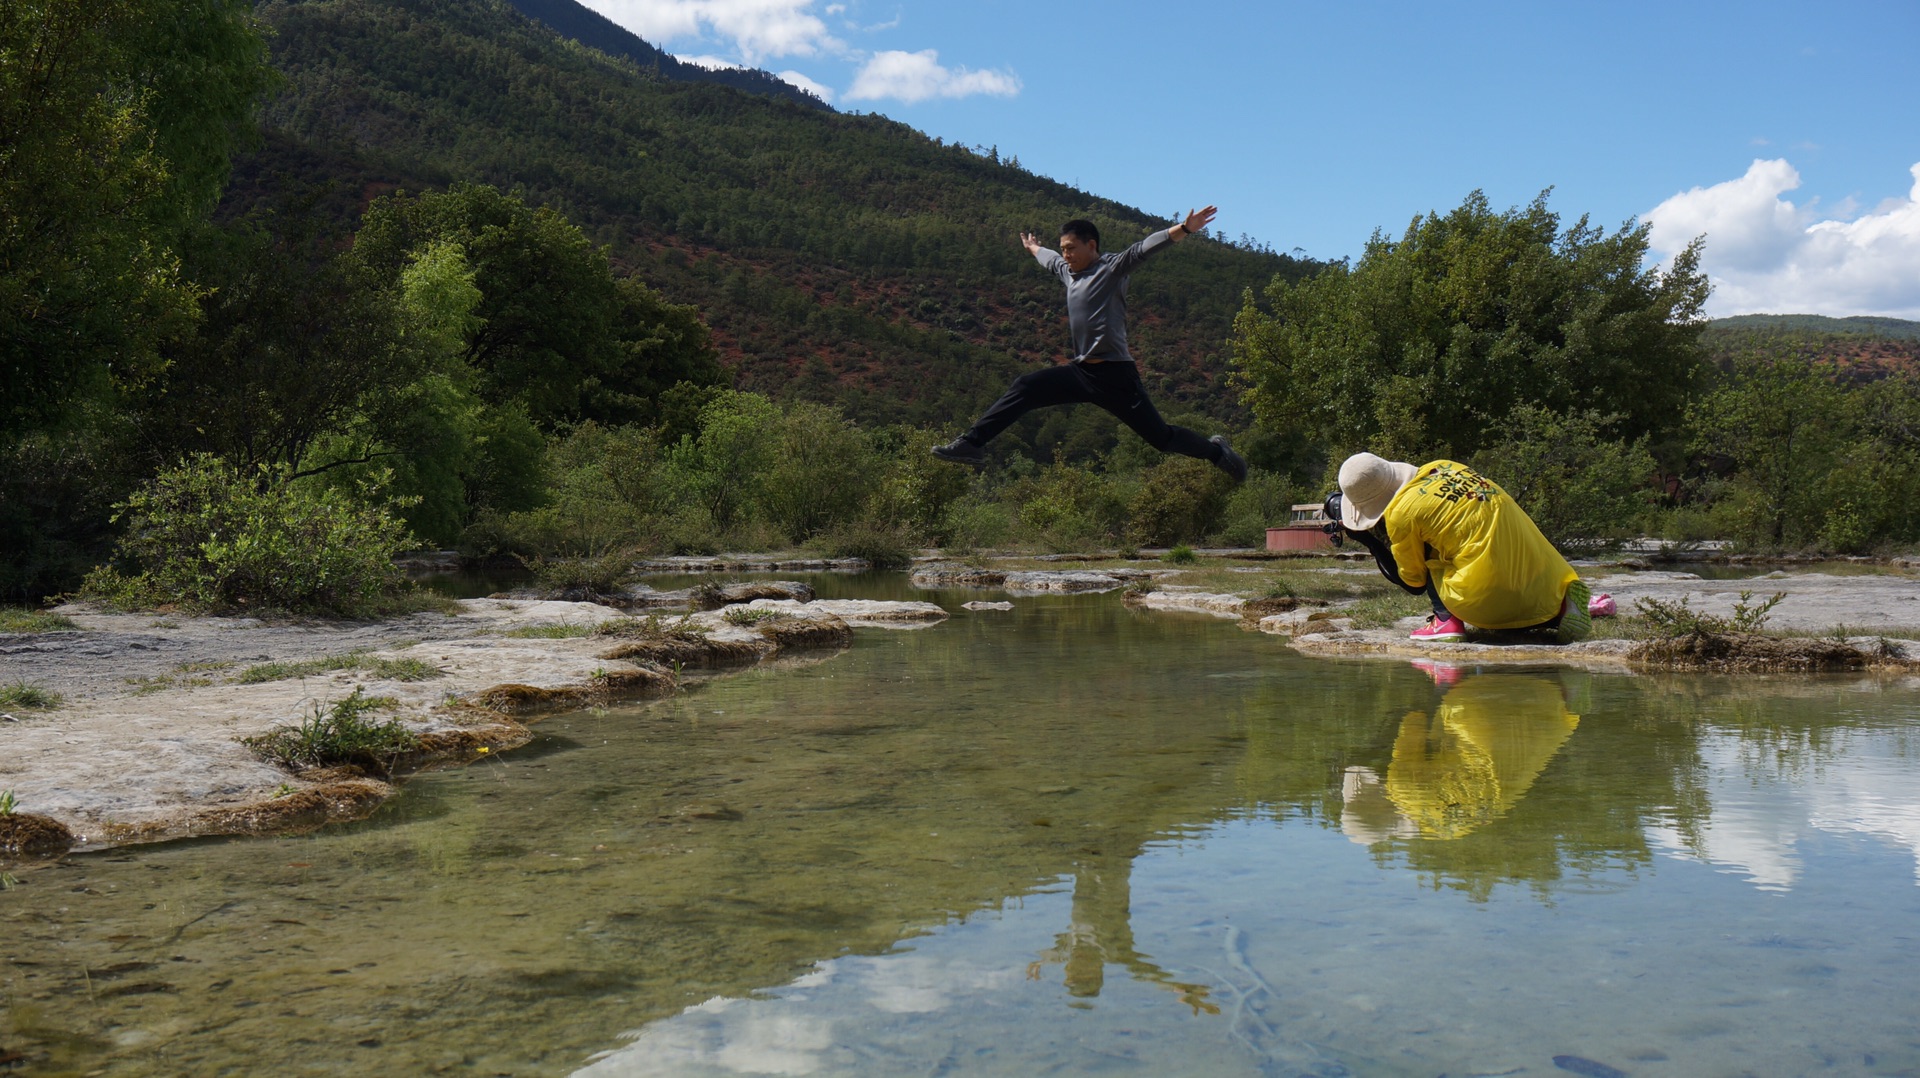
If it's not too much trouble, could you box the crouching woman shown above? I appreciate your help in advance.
[1330,453,1591,643]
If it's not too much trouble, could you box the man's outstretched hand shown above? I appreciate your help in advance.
[1176,206,1218,239]
[1020,231,1045,255]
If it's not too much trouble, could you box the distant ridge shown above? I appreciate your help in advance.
[1708,313,1920,340]
[501,0,829,110]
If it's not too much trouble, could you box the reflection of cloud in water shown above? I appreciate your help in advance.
[578,994,836,1076]
[1652,733,1920,891]
[575,943,1031,1076]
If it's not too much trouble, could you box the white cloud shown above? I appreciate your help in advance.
[776,69,833,101]
[844,49,1020,104]
[581,0,843,64]
[1647,159,1920,319]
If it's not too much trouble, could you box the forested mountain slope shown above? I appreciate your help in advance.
[1703,315,1920,381]
[243,0,1320,434]
[1708,314,1920,340]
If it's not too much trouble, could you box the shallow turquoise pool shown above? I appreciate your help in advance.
[5,587,1918,1075]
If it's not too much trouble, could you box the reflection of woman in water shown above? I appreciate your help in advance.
[1342,671,1581,842]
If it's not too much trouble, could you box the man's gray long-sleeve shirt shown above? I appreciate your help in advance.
[1032,228,1176,363]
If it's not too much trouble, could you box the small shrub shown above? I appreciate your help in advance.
[941,496,1012,553]
[0,681,63,710]
[83,455,414,617]
[1633,590,1786,639]
[0,790,15,815]
[722,606,788,626]
[1161,544,1198,565]
[817,519,914,569]
[1009,464,1126,551]
[1126,458,1234,547]
[523,550,634,596]
[243,688,417,773]
[0,608,79,633]
[1212,472,1299,548]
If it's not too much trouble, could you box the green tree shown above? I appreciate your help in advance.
[129,200,421,479]
[0,0,273,443]
[350,183,725,429]
[759,402,880,542]
[1688,347,1849,549]
[1231,190,1710,461]
[665,391,781,535]
[1467,406,1656,548]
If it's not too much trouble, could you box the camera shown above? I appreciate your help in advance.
[1321,491,1345,546]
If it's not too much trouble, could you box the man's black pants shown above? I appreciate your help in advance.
[962,360,1220,461]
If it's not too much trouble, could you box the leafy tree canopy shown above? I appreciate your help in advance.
[0,0,274,443]
[1230,190,1710,462]
[350,182,725,428]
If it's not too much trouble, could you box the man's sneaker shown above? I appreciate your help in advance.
[1210,435,1247,483]
[930,437,987,466]
[1409,614,1467,642]
[1556,579,1593,643]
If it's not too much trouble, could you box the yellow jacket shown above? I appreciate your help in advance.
[1384,461,1578,630]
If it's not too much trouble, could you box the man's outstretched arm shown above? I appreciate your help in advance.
[1111,204,1219,273]
[1166,205,1218,243]
[1021,230,1066,276]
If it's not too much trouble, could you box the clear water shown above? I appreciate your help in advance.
[5,588,1920,1076]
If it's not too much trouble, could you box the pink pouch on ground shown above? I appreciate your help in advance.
[1588,593,1616,617]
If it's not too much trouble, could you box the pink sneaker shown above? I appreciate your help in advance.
[1409,614,1467,642]
[1588,593,1616,617]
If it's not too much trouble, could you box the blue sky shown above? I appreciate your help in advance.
[581,0,1920,317]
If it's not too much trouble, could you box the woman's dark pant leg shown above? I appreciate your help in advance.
[1426,580,1452,620]
[1087,363,1220,461]
[963,364,1096,445]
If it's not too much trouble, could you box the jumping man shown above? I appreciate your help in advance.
[931,207,1247,481]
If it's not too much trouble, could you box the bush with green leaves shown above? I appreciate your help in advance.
[1008,463,1128,551]
[815,519,916,568]
[1125,458,1235,547]
[1469,406,1657,550]
[939,495,1013,552]
[83,455,414,616]
[1212,471,1300,548]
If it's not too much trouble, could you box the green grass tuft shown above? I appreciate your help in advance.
[0,681,64,710]
[721,606,788,626]
[501,622,593,638]
[242,688,417,772]
[591,614,710,642]
[0,607,79,633]
[235,652,444,684]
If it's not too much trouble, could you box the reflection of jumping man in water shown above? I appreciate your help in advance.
[932,207,1247,482]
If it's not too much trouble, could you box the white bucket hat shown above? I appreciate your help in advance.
[1337,453,1419,531]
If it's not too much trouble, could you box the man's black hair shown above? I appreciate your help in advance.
[1061,219,1100,250]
